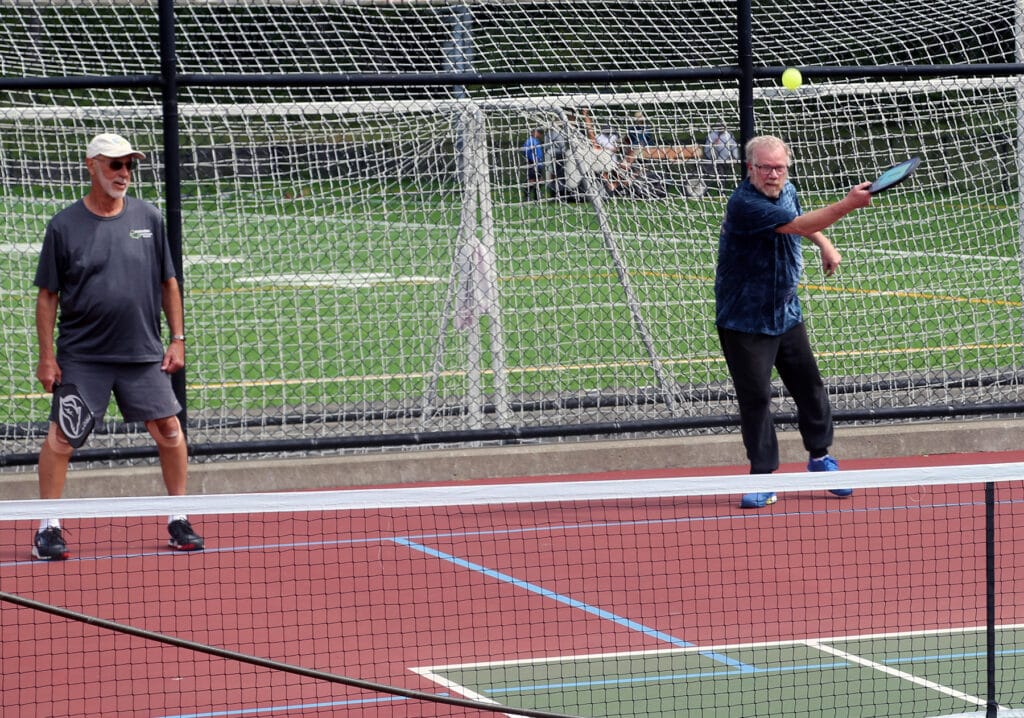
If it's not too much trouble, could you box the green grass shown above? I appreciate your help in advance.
[2,183,1021,426]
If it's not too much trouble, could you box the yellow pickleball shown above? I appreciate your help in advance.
[782,67,803,90]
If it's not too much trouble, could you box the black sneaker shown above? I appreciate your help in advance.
[33,526,70,561]
[167,519,204,551]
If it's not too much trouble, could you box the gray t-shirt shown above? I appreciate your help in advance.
[34,197,176,362]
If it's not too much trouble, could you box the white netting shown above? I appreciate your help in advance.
[0,1,1011,90]
[0,1,1021,457]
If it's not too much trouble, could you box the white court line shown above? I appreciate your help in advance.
[417,623,1024,672]
[234,271,442,287]
[412,623,1024,714]
[929,708,1024,712]
[807,639,987,708]
[184,254,241,267]
[407,666,511,715]
[0,243,40,254]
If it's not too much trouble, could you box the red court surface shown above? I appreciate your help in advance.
[2,450,1023,717]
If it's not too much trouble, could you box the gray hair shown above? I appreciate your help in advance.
[744,135,791,163]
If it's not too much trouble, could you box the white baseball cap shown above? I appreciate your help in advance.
[86,133,145,159]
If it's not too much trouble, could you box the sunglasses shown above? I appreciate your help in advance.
[98,158,136,172]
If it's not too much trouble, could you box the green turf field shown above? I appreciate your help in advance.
[2,182,1021,431]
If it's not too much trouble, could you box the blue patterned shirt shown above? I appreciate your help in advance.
[714,178,804,336]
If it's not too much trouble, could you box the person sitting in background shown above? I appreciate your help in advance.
[520,127,545,201]
[594,125,620,155]
[544,118,568,196]
[704,126,740,162]
[547,109,594,202]
[625,112,656,149]
[624,112,702,163]
[580,109,626,195]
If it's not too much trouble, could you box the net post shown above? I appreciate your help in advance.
[986,480,998,718]
[736,0,755,155]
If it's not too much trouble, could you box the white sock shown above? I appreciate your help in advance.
[169,514,188,524]
[39,518,60,531]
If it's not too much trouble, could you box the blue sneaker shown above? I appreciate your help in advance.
[808,455,839,471]
[740,492,777,508]
[807,455,853,497]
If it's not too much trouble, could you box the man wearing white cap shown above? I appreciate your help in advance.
[31,132,204,560]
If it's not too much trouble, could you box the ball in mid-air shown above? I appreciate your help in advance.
[781,67,803,90]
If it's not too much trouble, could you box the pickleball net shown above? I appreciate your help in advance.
[2,462,1024,717]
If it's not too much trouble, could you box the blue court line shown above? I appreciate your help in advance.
[885,647,1024,665]
[479,646,1024,699]
[392,536,754,672]
[485,661,852,695]
[159,692,412,718]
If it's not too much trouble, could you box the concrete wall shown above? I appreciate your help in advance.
[2,418,1020,500]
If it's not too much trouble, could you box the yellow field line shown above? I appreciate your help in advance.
[803,281,1023,307]
[6,268,1018,308]
[8,342,1017,401]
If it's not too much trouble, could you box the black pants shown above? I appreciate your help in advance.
[717,323,833,474]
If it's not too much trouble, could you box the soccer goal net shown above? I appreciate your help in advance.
[0,0,1021,456]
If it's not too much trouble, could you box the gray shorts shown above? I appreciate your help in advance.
[50,360,181,424]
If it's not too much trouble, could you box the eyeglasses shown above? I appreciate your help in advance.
[753,163,788,175]
[97,158,136,172]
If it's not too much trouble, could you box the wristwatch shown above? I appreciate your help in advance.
[171,334,186,342]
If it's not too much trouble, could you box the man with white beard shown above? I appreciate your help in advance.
[30,133,204,560]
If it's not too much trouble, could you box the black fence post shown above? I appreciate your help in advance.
[158,0,187,436]
[736,0,754,171]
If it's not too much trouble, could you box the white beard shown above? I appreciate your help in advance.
[97,171,128,200]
